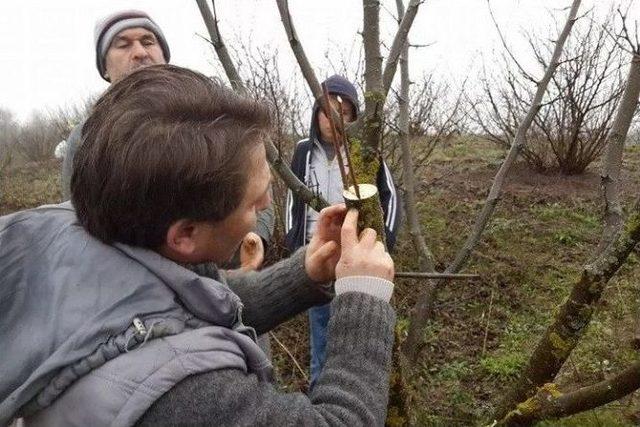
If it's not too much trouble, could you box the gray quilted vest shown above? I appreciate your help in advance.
[0,203,272,426]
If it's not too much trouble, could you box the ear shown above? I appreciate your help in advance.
[162,219,198,260]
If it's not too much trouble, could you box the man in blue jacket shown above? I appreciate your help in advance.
[285,75,401,387]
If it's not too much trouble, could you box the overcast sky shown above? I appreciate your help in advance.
[0,0,630,122]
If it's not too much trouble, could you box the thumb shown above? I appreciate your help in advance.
[311,240,339,264]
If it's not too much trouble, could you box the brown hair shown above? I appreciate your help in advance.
[71,64,272,248]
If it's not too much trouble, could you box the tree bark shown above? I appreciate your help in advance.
[597,54,640,254]
[497,362,640,426]
[362,0,385,162]
[495,197,640,420]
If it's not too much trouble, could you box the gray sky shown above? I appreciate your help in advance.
[0,0,628,122]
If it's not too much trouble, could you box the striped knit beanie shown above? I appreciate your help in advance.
[94,10,170,81]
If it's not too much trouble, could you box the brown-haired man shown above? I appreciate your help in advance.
[60,9,273,271]
[1,65,397,426]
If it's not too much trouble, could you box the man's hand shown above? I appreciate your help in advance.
[336,209,394,281]
[240,232,264,271]
[305,204,347,282]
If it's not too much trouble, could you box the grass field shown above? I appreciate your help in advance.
[2,137,639,425]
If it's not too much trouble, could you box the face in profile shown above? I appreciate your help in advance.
[104,27,166,82]
[187,142,272,265]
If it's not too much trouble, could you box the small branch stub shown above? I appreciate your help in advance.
[343,183,386,246]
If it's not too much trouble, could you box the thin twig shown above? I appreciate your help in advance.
[336,96,361,198]
[270,332,308,381]
[395,272,480,279]
[320,83,350,192]
[481,289,495,357]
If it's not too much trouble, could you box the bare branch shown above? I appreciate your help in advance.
[395,272,479,280]
[264,138,328,212]
[446,0,582,274]
[487,0,538,84]
[270,332,308,381]
[276,0,323,100]
[498,362,640,425]
[195,0,329,210]
[195,0,244,91]
[381,0,424,98]
[395,0,435,275]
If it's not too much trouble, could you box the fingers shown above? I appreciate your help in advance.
[312,240,339,264]
[318,203,347,226]
[358,228,377,246]
[340,209,359,250]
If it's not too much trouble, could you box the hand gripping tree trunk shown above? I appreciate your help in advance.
[403,0,582,361]
[199,0,422,424]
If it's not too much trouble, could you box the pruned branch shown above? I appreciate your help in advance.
[497,362,640,426]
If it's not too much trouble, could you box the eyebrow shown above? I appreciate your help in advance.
[113,33,156,44]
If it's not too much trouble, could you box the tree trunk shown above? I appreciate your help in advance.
[598,54,640,254]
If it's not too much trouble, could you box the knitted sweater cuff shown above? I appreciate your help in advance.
[335,276,394,302]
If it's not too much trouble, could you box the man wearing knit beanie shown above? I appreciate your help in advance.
[61,9,170,200]
[94,9,170,82]
[61,10,274,274]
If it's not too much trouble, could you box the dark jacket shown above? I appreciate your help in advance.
[284,76,400,253]
[284,137,400,252]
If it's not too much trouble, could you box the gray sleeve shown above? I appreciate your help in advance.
[60,123,83,201]
[254,188,275,245]
[136,292,396,426]
[223,248,332,334]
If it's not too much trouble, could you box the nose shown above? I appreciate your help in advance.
[130,41,149,60]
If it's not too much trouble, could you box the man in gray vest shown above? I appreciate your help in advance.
[1,64,397,426]
[60,9,273,271]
